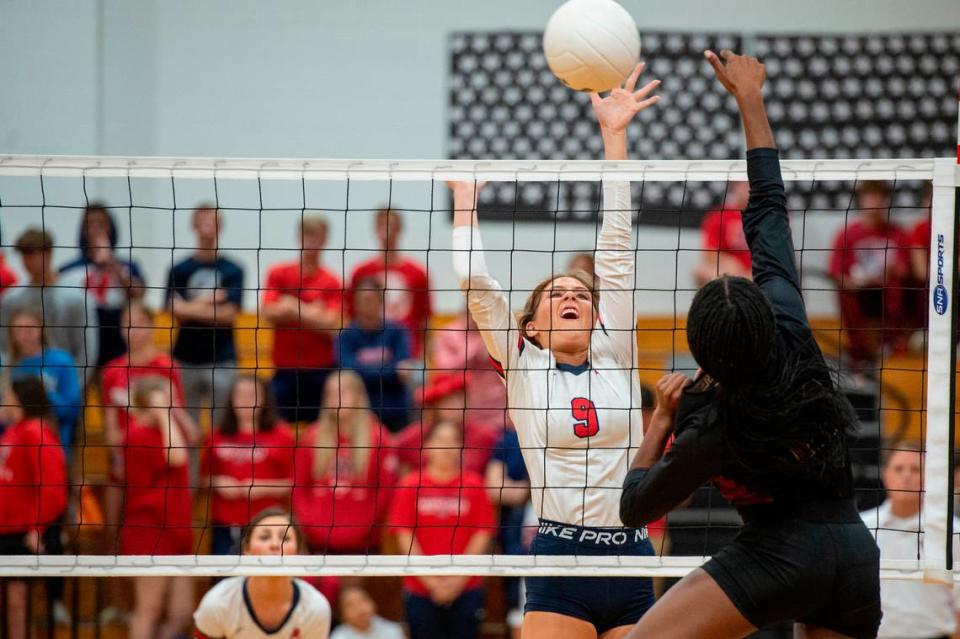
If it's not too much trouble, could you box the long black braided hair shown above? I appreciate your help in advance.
[687,276,857,495]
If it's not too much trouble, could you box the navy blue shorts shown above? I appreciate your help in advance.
[525,520,655,633]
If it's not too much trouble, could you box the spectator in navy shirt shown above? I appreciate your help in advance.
[59,204,144,367]
[166,205,244,425]
[337,277,413,432]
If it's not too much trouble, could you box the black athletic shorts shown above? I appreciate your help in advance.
[701,499,882,638]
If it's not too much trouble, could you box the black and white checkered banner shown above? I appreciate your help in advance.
[448,31,959,224]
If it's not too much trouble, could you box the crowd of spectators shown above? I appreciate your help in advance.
[0,184,941,639]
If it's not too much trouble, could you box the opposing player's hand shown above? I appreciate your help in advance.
[589,62,660,133]
[704,50,766,100]
[446,180,487,199]
[654,372,691,417]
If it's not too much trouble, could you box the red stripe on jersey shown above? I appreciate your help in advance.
[488,356,505,379]
[193,632,212,639]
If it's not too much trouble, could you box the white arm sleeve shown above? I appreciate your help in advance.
[452,225,516,369]
[594,181,637,365]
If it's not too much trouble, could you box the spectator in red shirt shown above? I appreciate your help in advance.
[0,377,67,639]
[905,183,934,337]
[430,311,508,431]
[348,208,431,363]
[389,420,495,639]
[393,372,501,475]
[829,181,912,369]
[0,228,17,299]
[292,370,398,553]
[262,214,343,423]
[693,181,752,287]
[203,375,295,554]
[121,377,195,639]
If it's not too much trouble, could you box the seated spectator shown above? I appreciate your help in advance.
[829,181,912,369]
[292,370,398,554]
[7,308,82,455]
[485,422,530,626]
[905,182,934,341]
[0,377,68,639]
[693,181,752,287]
[101,303,198,466]
[59,204,144,367]
[262,213,342,423]
[349,207,431,365]
[394,372,500,475]
[338,277,413,432]
[332,586,405,639]
[860,443,960,638]
[122,377,194,639]
[166,204,244,426]
[194,509,332,639]
[0,228,98,383]
[389,421,495,639]
[430,311,507,430]
[203,375,295,555]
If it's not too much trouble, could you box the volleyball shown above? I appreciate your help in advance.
[543,0,641,93]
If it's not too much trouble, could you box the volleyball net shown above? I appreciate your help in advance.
[0,155,956,581]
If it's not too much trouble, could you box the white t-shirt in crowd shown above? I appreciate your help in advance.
[860,502,960,638]
[194,576,331,639]
[330,616,405,639]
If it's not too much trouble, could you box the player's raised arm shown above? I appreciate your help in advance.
[705,50,814,343]
[590,64,659,358]
[448,180,515,368]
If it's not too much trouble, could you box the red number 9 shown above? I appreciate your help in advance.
[571,397,599,438]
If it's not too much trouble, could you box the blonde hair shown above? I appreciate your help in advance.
[7,307,47,363]
[300,212,329,237]
[311,369,373,480]
[517,270,599,348]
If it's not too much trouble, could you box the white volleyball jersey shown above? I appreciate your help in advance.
[453,182,644,528]
[194,577,331,639]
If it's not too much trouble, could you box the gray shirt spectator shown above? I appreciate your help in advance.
[0,229,98,383]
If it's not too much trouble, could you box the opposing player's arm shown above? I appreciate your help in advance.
[591,65,659,360]
[448,180,515,367]
[706,50,813,340]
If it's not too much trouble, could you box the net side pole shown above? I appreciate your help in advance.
[922,158,959,584]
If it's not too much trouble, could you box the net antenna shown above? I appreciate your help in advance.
[0,154,955,580]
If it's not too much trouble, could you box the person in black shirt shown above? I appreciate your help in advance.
[620,51,881,639]
[166,205,244,426]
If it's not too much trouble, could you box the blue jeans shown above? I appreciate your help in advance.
[403,588,485,639]
[211,525,242,555]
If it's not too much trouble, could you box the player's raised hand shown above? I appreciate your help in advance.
[704,50,766,100]
[589,62,660,133]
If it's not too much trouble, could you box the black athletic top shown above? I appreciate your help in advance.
[620,148,854,527]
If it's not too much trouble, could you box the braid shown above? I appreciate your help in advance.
[688,276,856,492]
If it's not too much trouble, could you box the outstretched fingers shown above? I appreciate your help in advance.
[704,49,734,93]
[633,78,661,102]
[622,62,645,92]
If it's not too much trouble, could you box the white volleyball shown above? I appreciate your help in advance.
[543,0,641,93]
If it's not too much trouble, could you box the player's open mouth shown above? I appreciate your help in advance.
[560,307,580,320]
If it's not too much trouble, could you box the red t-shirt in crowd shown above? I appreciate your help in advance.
[393,420,501,476]
[0,418,67,536]
[701,209,751,272]
[348,257,431,358]
[291,419,399,553]
[120,415,193,555]
[829,219,911,285]
[202,424,296,526]
[262,262,343,369]
[0,253,17,297]
[388,470,496,595]
[101,352,186,433]
[910,218,931,249]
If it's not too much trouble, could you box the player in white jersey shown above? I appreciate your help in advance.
[449,63,660,639]
[193,509,331,639]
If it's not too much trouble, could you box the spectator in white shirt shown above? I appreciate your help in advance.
[861,443,960,639]
[331,586,405,639]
